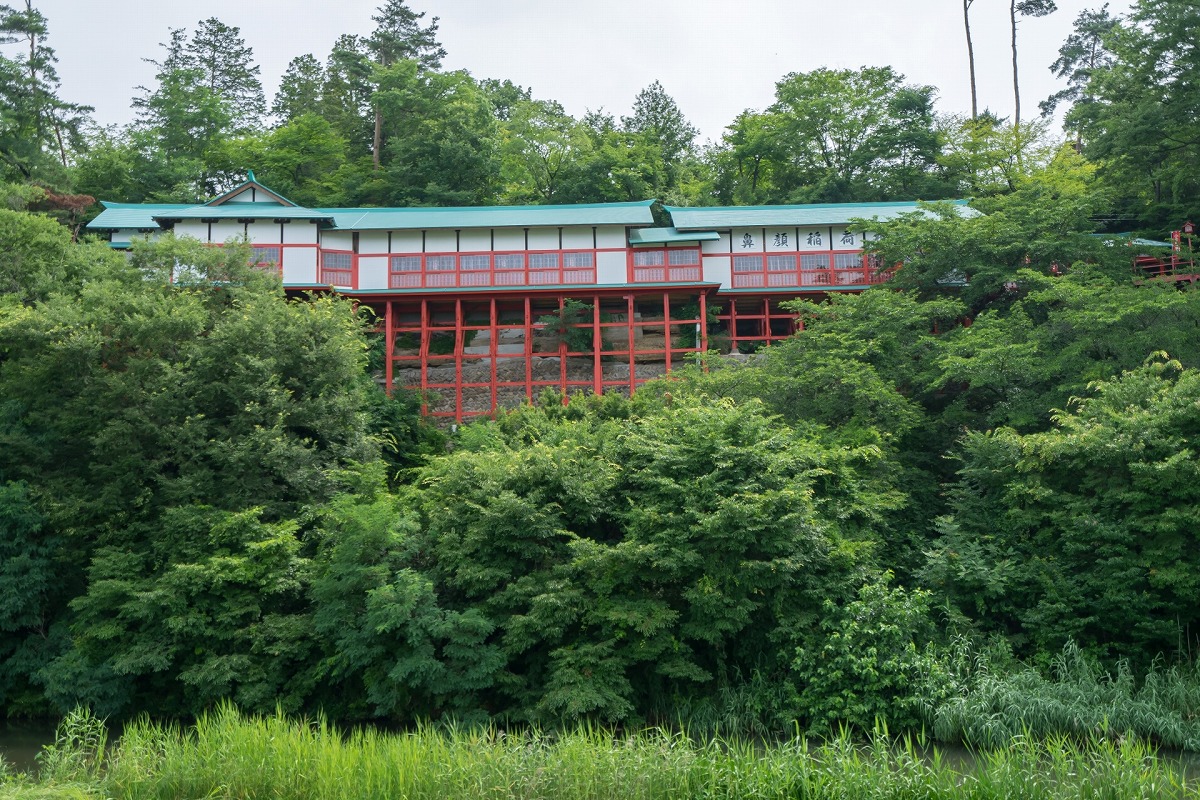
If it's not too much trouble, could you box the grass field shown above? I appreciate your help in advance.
[1,705,1196,799]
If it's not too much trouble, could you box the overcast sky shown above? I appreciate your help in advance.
[33,0,1127,143]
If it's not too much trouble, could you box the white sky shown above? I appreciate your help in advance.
[36,0,1127,143]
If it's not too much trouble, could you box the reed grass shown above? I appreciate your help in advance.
[930,640,1200,751]
[0,704,1177,800]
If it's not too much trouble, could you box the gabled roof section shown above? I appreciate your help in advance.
[628,227,721,245]
[320,199,655,231]
[664,200,976,230]
[205,170,299,207]
[87,202,196,230]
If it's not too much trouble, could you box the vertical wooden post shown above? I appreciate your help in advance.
[454,298,464,422]
[524,296,534,404]
[592,294,602,396]
[626,294,636,396]
[699,291,708,354]
[384,300,394,396]
[559,295,568,406]
[662,292,672,373]
[489,297,498,416]
[729,298,738,353]
[419,298,429,416]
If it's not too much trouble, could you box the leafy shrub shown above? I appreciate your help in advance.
[791,577,948,734]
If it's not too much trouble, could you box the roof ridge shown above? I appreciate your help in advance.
[316,199,655,213]
[665,199,969,211]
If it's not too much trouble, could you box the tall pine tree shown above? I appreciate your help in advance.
[366,0,445,171]
[0,2,91,179]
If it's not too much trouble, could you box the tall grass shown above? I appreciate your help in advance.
[930,640,1200,751]
[71,704,1192,799]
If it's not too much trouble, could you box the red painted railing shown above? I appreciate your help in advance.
[731,251,890,289]
[388,250,599,289]
[629,247,703,283]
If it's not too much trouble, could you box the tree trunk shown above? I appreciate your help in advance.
[373,106,382,171]
[54,122,66,167]
[1011,0,1021,124]
[964,0,978,119]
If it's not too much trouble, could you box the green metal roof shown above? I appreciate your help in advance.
[664,200,976,230]
[628,227,721,245]
[319,200,655,230]
[88,201,331,228]
[88,202,195,230]
[155,204,335,222]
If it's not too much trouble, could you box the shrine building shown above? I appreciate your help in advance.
[88,174,970,422]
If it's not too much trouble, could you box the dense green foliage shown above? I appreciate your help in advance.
[3,0,1192,237]
[4,0,1200,757]
[0,222,435,719]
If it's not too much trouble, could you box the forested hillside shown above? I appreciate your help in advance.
[0,0,1195,234]
[3,0,1200,748]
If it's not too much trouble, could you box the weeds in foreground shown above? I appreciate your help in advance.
[930,639,1200,751]
[5,704,1179,799]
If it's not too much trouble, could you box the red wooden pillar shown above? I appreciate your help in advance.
[454,298,464,422]
[763,297,771,344]
[626,294,636,395]
[558,295,568,406]
[523,296,534,404]
[699,291,708,353]
[489,297,498,416]
[592,294,602,395]
[729,298,738,353]
[662,292,672,372]
[384,300,394,396]
[419,298,430,416]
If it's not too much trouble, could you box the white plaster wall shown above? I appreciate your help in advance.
[493,228,523,251]
[701,232,732,255]
[247,221,279,244]
[704,256,732,290]
[359,231,388,255]
[175,221,208,241]
[527,227,557,250]
[358,255,389,290]
[460,229,490,252]
[425,230,455,253]
[391,230,422,253]
[222,187,277,203]
[283,222,318,245]
[562,227,592,249]
[596,251,627,285]
[322,231,353,251]
[283,248,318,284]
[212,221,243,243]
[596,225,625,249]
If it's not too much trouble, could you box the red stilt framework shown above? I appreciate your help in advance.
[368,286,719,422]
[719,294,815,354]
